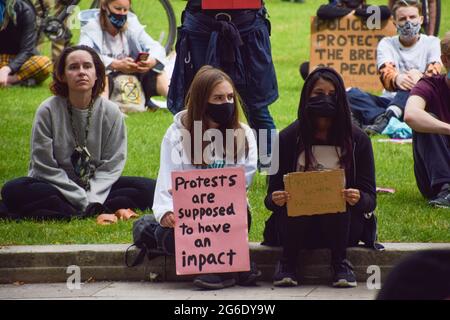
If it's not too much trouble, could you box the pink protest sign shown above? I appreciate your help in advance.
[172,167,250,275]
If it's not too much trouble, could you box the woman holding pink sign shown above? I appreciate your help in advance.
[263,67,378,288]
[152,65,259,290]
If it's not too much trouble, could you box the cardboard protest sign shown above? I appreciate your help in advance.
[172,167,250,275]
[284,169,346,216]
[202,0,262,10]
[309,14,397,92]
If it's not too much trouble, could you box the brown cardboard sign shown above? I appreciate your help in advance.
[309,14,397,92]
[284,169,346,216]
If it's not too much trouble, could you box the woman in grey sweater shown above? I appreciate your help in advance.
[1,45,155,221]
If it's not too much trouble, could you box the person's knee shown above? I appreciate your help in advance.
[155,225,175,254]
[1,177,33,206]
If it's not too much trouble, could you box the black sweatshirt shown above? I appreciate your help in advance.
[264,120,377,220]
[0,0,38,73]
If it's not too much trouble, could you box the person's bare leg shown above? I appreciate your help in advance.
[155,72,169,97]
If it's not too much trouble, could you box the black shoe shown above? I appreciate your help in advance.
[237,261,262,286]
[364,110,394,136]
[193,273,236,290]
[273,261,298,287]
[429,185,450,208]
[332,259,357,288]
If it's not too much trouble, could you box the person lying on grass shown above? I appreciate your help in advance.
[0,45,155,224]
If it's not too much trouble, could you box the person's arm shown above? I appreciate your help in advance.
[404,95,450,135]
[86,105,127,204]
[29,104,89,210]
[242,125,258,191]
[152,129,179,224]
[264,132,288,212]
[424,37,443,77]
[8,2,37,74]
[78,26,116,69]
[350,132,377,213]
[134,19,167,68]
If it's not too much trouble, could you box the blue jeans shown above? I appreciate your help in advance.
[347,88,410,125]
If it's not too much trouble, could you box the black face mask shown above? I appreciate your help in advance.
[206,102,234,126]
[306,94,338,118]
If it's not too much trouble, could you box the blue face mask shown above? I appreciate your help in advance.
[0,0,6,26]
[107,8,127,30]
[397,20,421,41]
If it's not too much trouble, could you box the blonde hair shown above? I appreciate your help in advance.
[99,0,130,31]
[392,0,422,19]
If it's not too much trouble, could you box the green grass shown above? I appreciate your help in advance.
[0,0,449,245]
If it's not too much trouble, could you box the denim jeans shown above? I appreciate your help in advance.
[347,88,410,125]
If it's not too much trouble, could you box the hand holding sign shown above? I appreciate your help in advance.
[172,167,250,275]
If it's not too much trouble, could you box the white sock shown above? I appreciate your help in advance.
[387,105,403,118]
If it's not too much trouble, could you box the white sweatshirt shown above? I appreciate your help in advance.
[152,110,258,223]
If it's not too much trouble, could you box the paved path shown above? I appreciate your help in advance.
[0,281,379,300]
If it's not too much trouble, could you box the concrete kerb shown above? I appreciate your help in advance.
[1,243,449,284]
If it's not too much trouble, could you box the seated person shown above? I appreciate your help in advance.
[79,0,169,110]
[264,67,377,288]
[404,32,450,208]
[347,0,442,135]
[152,66,260,290]
[0,45,155,221]
[0,0,52,87]
[300,0,391,80]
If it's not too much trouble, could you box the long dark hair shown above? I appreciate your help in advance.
[183,65,248,166]
[297,67,353,171]
[50,45,106,99]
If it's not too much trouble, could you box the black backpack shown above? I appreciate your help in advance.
[125,214,165,267]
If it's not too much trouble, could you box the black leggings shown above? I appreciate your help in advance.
[281,212,350,266]
[1,176,156,220]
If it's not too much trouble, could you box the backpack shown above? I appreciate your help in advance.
[125,214,165,267]
[110,74,146,114]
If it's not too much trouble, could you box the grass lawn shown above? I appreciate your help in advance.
[0,0,449,245]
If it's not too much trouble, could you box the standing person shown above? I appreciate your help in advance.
[32,0,76,63]
[0,45,155,221]
[347,0,442,134]
[0,0,52,87]
[153,65,260,289]
[79,0,169,110]
[168,0,278,164]
[404,32,450,208]
[265,67,376,288]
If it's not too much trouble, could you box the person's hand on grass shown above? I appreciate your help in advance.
[161,211,175,228]
[0,66,11,87]
[342,188,361,206]
[272,190,290,207]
